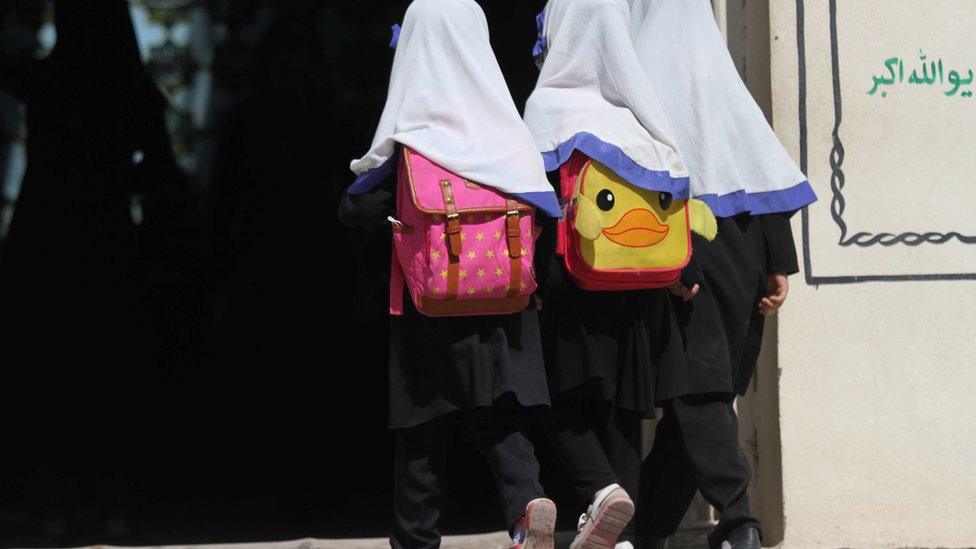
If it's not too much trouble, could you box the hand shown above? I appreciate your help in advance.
[759,273,789,316]
[669,281,700,301]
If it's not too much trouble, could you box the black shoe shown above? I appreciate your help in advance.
[725,525,761,549]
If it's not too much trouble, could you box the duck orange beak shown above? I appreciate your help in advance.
[602,208,669,247]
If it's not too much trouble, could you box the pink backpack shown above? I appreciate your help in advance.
[389,147,539,317]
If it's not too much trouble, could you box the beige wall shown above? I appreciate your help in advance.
[767,1,976,547]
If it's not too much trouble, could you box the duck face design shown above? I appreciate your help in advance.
[573,161,692,270]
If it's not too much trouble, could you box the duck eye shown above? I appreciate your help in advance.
[596,189,615,211]
[659,192,673,210]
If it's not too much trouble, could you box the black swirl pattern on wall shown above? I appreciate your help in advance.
[826,0,976,248]
[798,0,976,283]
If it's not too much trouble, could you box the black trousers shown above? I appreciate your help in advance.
[543,397,643,543]
[635,394,759,549]
[391,404,545,549]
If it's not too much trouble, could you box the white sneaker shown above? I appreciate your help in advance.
[615,542,635,549]
[569,484,635,549]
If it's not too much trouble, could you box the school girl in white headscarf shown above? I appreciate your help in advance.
[339,1,561,546]
[629,2,816,548]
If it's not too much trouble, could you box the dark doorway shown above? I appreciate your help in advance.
[0,1,572,547]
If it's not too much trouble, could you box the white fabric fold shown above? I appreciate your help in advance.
[630,0,815,215]
[524,0,689,196]
[348,0,559,216]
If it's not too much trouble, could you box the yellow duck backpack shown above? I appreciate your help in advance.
[556,151,717,291]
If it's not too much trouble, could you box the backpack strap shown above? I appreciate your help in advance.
[505,199,522,298]
[440,179,463,257]
[557,155,590,258]
[440,178,462,301]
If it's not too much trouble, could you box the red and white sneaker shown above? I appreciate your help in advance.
[569,484,635,549]
[511,497,557,549]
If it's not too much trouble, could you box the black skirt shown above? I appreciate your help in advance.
[533,207,687,418]
[387,289,551,430]
[661,213,799,397]
[535,240,686,418]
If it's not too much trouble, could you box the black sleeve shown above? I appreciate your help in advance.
[337,178,394,229]
[534,209,558,297]
[533,170,568,301]
[680,235,707,288]
[760,211,800,275]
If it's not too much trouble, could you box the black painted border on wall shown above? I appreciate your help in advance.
[796,0,976,284]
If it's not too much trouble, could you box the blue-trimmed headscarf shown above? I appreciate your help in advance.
[524,0,690,199]
[630,0,815,216]
[348,0,560,217]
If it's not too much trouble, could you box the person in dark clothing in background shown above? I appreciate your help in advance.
[0,0,187,538]
[0,0,179,369]
[629,2,818,548]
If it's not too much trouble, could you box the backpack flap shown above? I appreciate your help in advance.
[401,148,534,216]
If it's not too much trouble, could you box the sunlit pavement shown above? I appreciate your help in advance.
[72,534,514,549]
[66,527,711,549]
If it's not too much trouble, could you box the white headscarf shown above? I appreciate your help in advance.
[523,0,690,199]
[630,0,816,216]
[348,0,560,217]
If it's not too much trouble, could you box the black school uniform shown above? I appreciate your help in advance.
[338,178,550,548]
[635,212,799,549]
[534,203,686,544]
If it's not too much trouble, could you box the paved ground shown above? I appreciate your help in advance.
[67,525,713,549]
[75,534,514,549]
[69,527,712,549]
